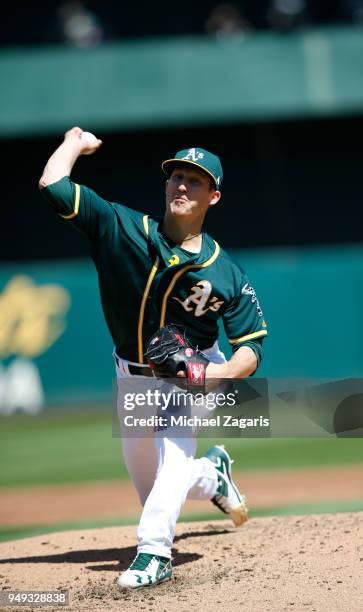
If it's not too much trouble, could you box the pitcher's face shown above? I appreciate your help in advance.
[165,167,220,219]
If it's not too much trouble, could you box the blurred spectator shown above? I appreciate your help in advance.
[340,0,363,23]
[205,3,252,41]
[1,1,362,48]
[54,1,107,48]
[267,0,308,31]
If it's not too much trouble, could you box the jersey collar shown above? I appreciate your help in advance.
[148,220,218,268]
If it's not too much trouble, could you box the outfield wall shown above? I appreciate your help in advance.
[2,25,363,137]
[0,244,362,414]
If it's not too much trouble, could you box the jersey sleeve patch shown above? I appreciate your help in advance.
[222,271,267,370]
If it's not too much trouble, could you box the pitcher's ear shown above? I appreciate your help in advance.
[209,191,221,206]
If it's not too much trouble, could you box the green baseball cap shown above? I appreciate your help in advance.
[162,147,223,189]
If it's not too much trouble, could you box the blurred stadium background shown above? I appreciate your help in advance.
[1,1,362,541]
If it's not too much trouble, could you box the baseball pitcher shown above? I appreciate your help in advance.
[38,127,268,589]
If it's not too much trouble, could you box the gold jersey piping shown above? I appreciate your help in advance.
[143,215,149,236]
[138,257,160,362]
[229,329,268,345]
[60,183,80,220]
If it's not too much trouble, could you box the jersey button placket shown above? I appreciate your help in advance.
[147,294,157,325]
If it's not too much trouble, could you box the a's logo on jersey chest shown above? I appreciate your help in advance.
[172,280,224,317]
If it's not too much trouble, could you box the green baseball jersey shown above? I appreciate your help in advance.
[42,177,267,365]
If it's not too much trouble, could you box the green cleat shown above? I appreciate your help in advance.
[205,444,248,526]
[117,552,172,590]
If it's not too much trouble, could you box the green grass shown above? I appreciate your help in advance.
[0,500,362,544]
[1,409,363,488]
[197,437,363,471]
[0,517,139,544]
[0,408,127,487]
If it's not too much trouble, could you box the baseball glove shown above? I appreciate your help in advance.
[144,324,209,391]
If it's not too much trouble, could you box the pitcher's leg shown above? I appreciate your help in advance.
[121,437,158,506]
[186,456,218,500]
[117,376,158,505]
[137,436,196,558]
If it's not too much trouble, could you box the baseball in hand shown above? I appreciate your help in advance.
[81,131,98,144]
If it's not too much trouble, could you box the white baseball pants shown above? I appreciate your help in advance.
[115,343,226,558]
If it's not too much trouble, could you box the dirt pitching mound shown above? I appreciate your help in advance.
[0,513,362,612]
